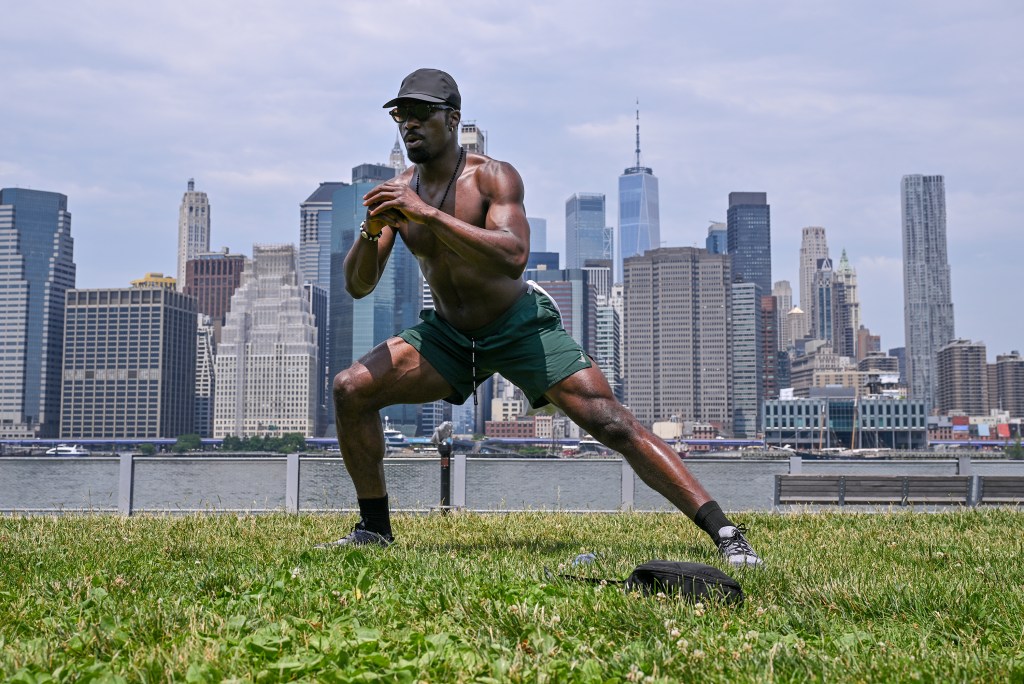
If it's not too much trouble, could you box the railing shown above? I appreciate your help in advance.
[1,454,1022,515]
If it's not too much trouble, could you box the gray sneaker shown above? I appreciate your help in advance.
[315,523,393,549]
[717,525,762,567]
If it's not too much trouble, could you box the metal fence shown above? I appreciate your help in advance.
[1,454,1022,515]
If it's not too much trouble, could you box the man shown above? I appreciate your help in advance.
[319,68,761,567]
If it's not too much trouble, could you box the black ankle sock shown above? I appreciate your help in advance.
[694,501,734,542]
[357,495,393,538]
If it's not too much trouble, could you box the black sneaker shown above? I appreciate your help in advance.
[315,522,393,549]
[717,525,763,567]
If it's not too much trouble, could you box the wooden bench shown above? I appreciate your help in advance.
[776,475,972,506]
[976,476,1024,505]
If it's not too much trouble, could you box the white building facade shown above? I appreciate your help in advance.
[214,244,319,438]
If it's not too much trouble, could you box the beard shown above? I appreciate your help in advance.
[406,145,431,164]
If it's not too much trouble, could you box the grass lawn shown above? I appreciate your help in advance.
[1,509,1022,682]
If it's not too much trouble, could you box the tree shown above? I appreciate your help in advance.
[138,443,156,456]
[1007,437,1024,460]
[173,434,202,453]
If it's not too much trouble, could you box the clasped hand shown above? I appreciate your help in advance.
[362,180,430,235]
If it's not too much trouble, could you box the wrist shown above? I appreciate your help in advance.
[359,221,381,242]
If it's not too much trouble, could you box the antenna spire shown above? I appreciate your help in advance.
[634,99,641,169]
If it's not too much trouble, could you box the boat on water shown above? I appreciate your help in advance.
[44,444,91,456]
[382,416,408,453]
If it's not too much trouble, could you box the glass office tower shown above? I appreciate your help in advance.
[0,188,76,438]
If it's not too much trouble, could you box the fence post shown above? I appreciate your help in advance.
[118,453,135,516]
[620,457,635,511]
[452,453,467,508]
[286,453,300,514]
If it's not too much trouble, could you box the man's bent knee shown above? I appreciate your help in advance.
[332,367,377,414]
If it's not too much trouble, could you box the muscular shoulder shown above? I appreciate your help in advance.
[468,154,524,203]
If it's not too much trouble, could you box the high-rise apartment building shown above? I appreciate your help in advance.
[0,188,76,438]
[799,226,829,317]
[214,244,319,438]
[936,339,987,416]
[902,174,955,408]
[623,247,732,430]
[60,286,197,438]
[183,249,246,345]
[727,192,771,295]
[991,351,1024,418]
[565,193,611,269]
[616,110,659,283]
[299,182,348,290]
[177,179,210,290]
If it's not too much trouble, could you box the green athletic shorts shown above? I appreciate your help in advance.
[397,284,592,408]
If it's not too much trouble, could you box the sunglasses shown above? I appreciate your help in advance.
[389,103,452,123]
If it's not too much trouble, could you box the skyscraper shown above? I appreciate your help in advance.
[772,281,793,350]
[726,192,771,295]
[799,226,829,317]
[177,179,210,290]
[902,174,955,407]
[812,257,835,344]
[214,244,319,438]
[183,249,246,344]
[299,182,348,290]
[565,193,610,269]
[388,134,407,174]
[992,351,1024,418]
[194,315,216,438]
[527,216,547,253]
[60,285,197,439]
[330,163,423,432]
[0,188,76,439]
[623,247,732,430]
[834,249,860,358]
[616,109,659,283]
[705,221,727,255]
[732,282,761,437]
[522,268,599,353]
[936,339,987,416]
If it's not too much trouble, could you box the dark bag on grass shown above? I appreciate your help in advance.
[557,560,743,605]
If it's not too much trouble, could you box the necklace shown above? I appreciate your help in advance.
[415,147,465,210]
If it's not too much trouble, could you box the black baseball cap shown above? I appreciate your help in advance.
[383,68,461,109]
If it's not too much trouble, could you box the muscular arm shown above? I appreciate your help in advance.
[365,160,530,279]
[342,210,401,299]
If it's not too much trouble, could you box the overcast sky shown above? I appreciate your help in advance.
[3,1,1022,358]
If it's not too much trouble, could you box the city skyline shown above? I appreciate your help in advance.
[3,2,1023,358]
